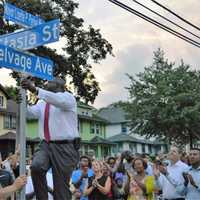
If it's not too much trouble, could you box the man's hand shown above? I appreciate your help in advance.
[13,175,27,190]
[158,165,168,175]
[21,79,37,94]
[153,164,160,178]
[9,154,18,169]
[74,189,81,198]
[15,144,20,156]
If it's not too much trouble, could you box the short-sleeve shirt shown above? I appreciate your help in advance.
[71,168,94,200]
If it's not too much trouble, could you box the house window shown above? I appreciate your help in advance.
[118,143,123,152]
[78,120,83,133]
[121,123,127,133]
[4,115,16,129]
[148,145,152,154]
[96,123,100,134]
[80,121,83,134]
[90,123,102,134]
[77,119,80,131]
[142,144,145,153]
[129,143,136,153]
[0,96,4,107]
[90,123,95,134]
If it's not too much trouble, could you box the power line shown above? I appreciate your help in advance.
[150,0,200,32]
[108,0,200,48]
[131,0,200,40]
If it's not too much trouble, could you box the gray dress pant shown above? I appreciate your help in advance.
[31,141,79,200]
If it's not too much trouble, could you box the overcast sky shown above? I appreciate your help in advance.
[0,0,199,108]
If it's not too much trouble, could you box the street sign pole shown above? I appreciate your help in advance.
[1,5,58,199]
[15,103,20,151]
[19,75,26,200]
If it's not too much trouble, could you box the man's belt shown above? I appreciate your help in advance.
[48,140,74,144]
[43,138,81,149]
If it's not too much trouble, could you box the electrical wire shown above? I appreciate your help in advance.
[108,0,200,48]
[131,0,200,40]
[150,0,200,32]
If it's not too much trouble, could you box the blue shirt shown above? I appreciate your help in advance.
[146,162,153,175]
[182,166,200,200]
[71,168,94,200]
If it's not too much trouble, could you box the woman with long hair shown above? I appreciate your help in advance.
[84,160,111,200]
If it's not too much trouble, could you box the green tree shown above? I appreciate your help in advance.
[4,86,19,101]
[0,0,113,103]
[126,49,200,147]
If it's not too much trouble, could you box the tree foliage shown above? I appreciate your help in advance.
[126,49,200,145]
[0,0,113,103]
[4,86,19,101]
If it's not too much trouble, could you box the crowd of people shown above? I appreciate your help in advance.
[70,146,200,200]
[0,78,199,200]
[0,146,199,200]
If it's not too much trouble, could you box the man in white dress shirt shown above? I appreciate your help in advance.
[181,148,200,200]
[154,146,189,200]
[21,77,80,200]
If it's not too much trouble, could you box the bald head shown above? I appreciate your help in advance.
[53,77,66,86]
[45,77,66,92]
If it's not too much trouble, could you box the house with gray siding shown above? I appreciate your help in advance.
[98,105,167,155]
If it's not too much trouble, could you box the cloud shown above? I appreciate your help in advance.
[76,0,200,108]
[0,0,199,109]
[0,69,16,86]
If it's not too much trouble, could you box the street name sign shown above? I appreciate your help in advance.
[0,19,60,50]
[1,4,59,200]
[4,3,45,27]
[0,44,54,80]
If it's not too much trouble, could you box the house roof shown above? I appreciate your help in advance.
[6,100,18,114]
[108,133,141,143]
[89,135,114,145]
[107,133,164,145]
[98,106,129,124]
[78,114,108,123]
[0,99,18,115]
[0,132,38,142]
[0,132,16,140]
[0,84,9,99]
[77,101,95,110]
[27,112,108,123]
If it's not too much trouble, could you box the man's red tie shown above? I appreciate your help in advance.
[44,103,51,142]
